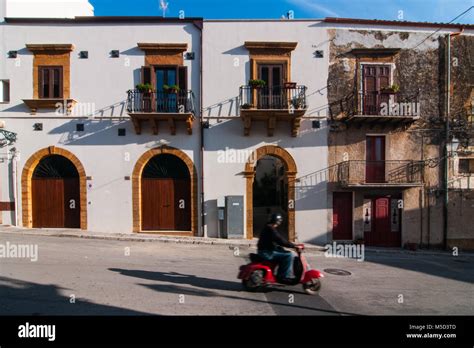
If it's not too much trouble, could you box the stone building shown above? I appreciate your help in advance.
[325,18,474,249]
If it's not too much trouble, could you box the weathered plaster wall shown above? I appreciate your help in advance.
[327,27,448,247]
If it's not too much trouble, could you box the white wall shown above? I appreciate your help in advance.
[6,0,94,18]
[0,21,202,234]
[202,20,330,244]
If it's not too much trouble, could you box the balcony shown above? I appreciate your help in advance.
[337,160,424,188]
[239,85,307,137]
[126,89,195,135]
[330,90,420,126]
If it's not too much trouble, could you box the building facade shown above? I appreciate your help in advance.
[0,13,473,249]
[325,18,474,249]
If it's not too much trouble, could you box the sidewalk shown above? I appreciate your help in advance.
[1,225,472,258]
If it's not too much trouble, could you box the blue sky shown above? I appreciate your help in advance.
[89,0,474,23]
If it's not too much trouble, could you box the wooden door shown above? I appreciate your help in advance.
[258,64,284,108]
[362,65,390,115]
[332,192,353,240]
[174,179,191,231]
[142,178,172,230]
[366,136,386,183]
[141,178,191,231]
[32,177,80,228]
[364,197,400,247]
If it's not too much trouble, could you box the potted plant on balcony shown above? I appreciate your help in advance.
[380,83,400,94]
[290,96,305,110]
[284,81,297,89]
[248,79,266,89]
[136,83,154,93]
[241,103,254,110]
[163,84,180,94]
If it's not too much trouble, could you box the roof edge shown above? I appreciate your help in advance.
[324,17,474,30]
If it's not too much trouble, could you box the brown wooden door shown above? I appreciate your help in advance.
[174,179,191,231]
[258,64,284,108]
[362,65,390,115]
[32,177,80,228]
[366,136,386,183]
[332,192,353,240]
[141,178,191,231]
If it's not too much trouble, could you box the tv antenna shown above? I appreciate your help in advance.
[159,0,169,17]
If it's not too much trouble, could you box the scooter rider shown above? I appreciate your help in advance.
[257,213,299,284]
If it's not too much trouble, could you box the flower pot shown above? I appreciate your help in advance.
[380,89,398,95]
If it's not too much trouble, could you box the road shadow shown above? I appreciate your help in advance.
[110,268,359,316]
[0,276,150,315]
[109,269,242,292]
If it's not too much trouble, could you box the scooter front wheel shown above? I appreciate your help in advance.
[303,278,321,295]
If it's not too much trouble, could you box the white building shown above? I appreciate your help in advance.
[3,0,94,18]
[0,15,330,244]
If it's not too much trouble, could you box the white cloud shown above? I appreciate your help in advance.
[287,0,340,17]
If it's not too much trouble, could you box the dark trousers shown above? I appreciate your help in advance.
[258,249,293,278]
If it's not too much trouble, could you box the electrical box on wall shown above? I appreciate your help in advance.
[223,196,244,239]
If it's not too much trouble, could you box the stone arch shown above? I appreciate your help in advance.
[132,146,198,235]
[244,145,297,241]
[21,146,87,229]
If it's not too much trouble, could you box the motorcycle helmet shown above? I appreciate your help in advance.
[269,213,283,225]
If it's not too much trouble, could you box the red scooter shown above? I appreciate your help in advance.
[238,244,324,295]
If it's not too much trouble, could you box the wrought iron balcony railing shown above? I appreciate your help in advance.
[329,89,420,119]
[337,160,424,187]
[127,89,195,114]
[239,85,307,111]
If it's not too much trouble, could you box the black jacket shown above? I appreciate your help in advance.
[257,224,295,252]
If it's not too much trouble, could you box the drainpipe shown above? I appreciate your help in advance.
[195,20,206,238]
[443,33,451,250]
[444,30,463,250]
[9,147,19,226]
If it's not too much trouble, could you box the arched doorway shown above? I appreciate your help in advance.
[22,146,87,229]
[32,155,80,228]
[244,145,297,241]
[132,146,197,235]
[253,155,288,239]
[141,154,191,231]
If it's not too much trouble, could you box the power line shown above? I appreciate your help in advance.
[412,5,474,50]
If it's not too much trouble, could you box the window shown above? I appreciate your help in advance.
[362,64,391,115]
[39,66,63,98]
[0,80,10,103]
[459,159,474,174]
[141,65,188,90]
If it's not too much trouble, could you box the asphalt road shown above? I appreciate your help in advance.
[0,232,473,315]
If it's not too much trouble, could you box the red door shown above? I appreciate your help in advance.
[364,197,401,247]
[366,136,386,183]
[332,192,353,240]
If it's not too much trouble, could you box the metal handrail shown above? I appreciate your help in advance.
[127,89,195,114]
[239,85,307,110]
[337,160,424,185]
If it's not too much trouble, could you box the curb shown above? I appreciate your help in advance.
[0,226,328,251]
[1,226,472,258]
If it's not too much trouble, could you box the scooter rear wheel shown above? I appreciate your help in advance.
[303,278,321,295]
[242,269,265,291]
